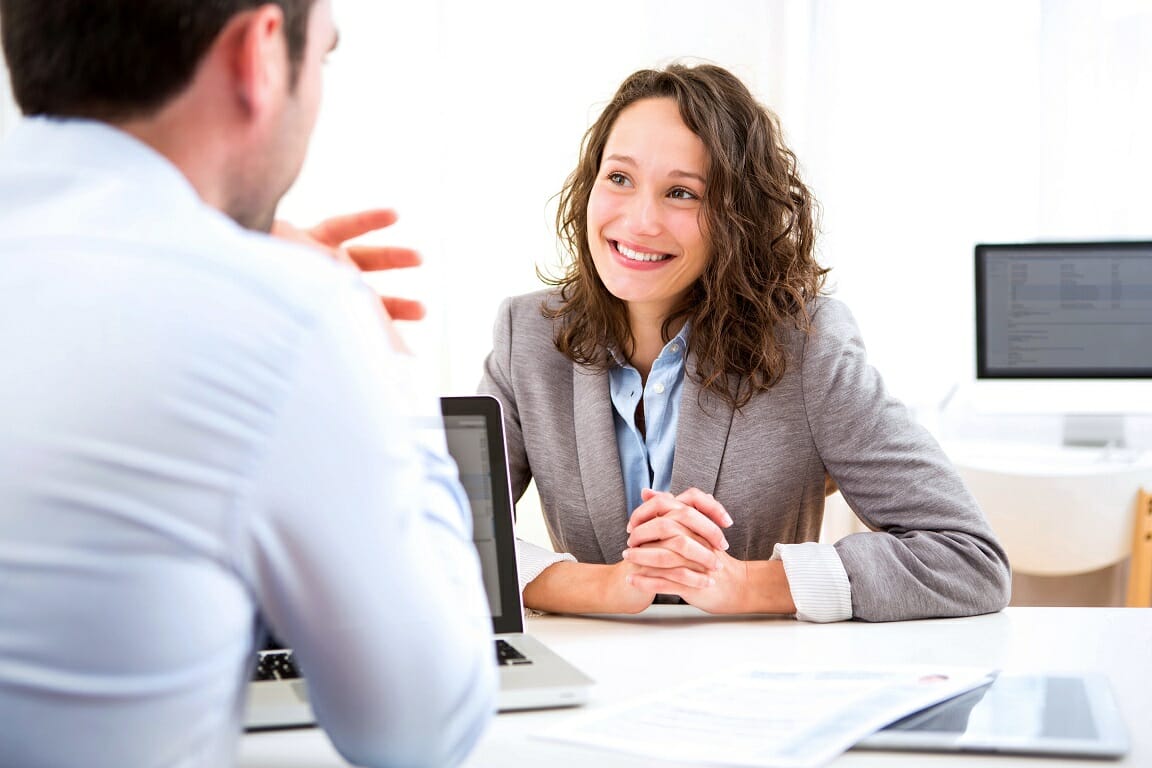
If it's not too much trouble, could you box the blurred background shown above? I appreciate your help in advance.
[4,0,1151,603]
[3,0,1148,412]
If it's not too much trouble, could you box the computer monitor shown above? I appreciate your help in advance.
[973,241,1152,446]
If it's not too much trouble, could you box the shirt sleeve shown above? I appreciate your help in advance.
[771,542,853,622]
[515,538,576,594]
[236,274,496,768]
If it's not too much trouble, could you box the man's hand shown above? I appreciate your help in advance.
[271,208,425,321]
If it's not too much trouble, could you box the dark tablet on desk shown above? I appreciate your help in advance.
[854,673,1128,759]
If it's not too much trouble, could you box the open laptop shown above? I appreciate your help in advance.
[245,395,592,729]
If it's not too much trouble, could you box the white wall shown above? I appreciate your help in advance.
[275,0,1152,418]
[278,0,808,397]
[798,0,1152,412]
[5,2,1151,562]
[4,0,1150,413]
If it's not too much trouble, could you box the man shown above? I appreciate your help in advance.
[0,2,496,766]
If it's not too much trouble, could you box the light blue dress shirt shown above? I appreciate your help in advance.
[608,324,691,517]
[0,118,495,767]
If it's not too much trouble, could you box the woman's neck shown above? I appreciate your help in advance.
[626,306,685,383]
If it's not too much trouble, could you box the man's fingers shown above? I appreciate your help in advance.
[380,296,426,321]
[347,245,421,272]
[309,209,399,246]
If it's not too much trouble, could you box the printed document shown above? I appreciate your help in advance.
[537,665,996,767]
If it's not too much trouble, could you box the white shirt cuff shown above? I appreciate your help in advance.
[514,538,575,595]
[771,542,853,622]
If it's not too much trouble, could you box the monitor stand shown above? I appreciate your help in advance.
[1063,414,1127,448]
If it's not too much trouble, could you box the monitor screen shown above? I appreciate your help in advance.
[975,241,1152,379]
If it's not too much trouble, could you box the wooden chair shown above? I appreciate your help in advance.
[1127,488,1152,607]
[946,442,1152,607]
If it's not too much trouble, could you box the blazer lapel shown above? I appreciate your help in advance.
[670,357,736,496]
[572,363,631,562]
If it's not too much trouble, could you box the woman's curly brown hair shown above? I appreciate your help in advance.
[544,62,828,410]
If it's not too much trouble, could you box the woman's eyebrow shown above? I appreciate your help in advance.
[604,154,705,184]
[670,169,706,184]
[603,153,636,166]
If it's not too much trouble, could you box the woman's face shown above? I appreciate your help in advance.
[586,97,711,321]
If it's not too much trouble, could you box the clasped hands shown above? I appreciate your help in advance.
[619,487,748,614]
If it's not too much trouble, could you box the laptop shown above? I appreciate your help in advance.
[854,672,1129,759]
[245,395,593,729]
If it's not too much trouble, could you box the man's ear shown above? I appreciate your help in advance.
[224,5,289,119]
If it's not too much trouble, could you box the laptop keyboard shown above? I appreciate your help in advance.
[254,641,531,679]
[496,638,532,666]
[253,650,302,681]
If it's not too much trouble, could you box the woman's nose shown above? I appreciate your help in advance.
[625,194,661,236]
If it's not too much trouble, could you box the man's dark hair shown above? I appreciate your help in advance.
[0,0,316,121]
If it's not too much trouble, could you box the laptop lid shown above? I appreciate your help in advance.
[439,395,525,635]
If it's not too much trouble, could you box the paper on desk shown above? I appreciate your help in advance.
[536,665,996,768]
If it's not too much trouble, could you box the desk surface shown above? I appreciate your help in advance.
[239,606,1152,767]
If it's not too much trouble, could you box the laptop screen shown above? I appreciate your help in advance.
[440,396,524,635]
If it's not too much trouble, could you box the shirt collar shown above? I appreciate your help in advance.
[2,116,206,210]
[609,320,692,369]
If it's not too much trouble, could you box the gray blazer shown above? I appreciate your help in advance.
[479,290,1011,621]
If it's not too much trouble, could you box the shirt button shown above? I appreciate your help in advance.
[670,344,681,353]
[654,383,666,394]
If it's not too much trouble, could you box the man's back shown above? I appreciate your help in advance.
[0,118,496,767]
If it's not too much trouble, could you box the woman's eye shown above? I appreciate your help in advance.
[607,172,630,186]
[669,187,699,200]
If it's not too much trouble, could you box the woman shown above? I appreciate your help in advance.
[479,63,1010,622]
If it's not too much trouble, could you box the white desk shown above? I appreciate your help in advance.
[240,606,1152,767]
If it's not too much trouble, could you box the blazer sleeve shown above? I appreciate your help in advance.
[800,300,1012,621]
[477,296,532,503]
[477,296,575,589]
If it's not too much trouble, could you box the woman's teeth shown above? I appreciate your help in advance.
[616,242,670,262]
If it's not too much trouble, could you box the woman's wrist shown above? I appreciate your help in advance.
[740,560,797,614]
[523,560,652,614]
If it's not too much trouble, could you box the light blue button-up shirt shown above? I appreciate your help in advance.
[608,324,691,517]
[0,117,495,767]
